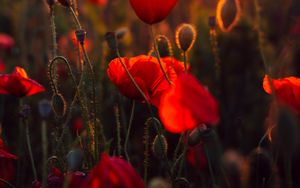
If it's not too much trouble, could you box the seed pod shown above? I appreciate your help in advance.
[152,134,168,159]
[216,0,241,32]
[75,29,86,45]
[51,93,67,117]
[104,32,118,51]
[39,99,52,118]
[157,35,173,58]
[175,23,197,52]
[67,149,84,171]
[57,0,71,7]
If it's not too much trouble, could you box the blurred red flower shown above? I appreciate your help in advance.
[72,116,84,135]
[0,66,45,97]
[107,55,184,107]
[81,153,144,188]
[87,0,107,6]
[263,75,300,114]
[216,0,241,32]
[67,171,86,188]
[0,33,14,51]
[159,73,219,133]
[129,0,178,24]
[0,138,17,187]
[48,167,64,188]
[187,144,207,171]
[0,59,5,73]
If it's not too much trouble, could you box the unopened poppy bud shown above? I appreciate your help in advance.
[57,0,71,7]
[188,124,208,146]
[19,104,31,119]
[104,32,118,51]
[208,16,216,28]
[152,134,168,159]
[216,0,241,32]
[46,0,55,7]
[75,29,86,45]
[51,93,67,117]
[67,149,84,171]
[248,147,272,188]
[157,35,172,58]
[115,27,128,40]
[175,23,197,52]
[39,99,52,118]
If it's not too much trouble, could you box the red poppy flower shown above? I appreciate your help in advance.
[107,55,184,107]
[0,33,14,51]
[263,75,300,114]
[0,67,45,97]
[48,167,64,188]
[81,153,144,188]
[0,138,17,187]
[67,171,86,188]
[129,0,178,24]
[159,73,219,133]
[72,117,84,135]
[87,0,107,6]
[0,59,6,73]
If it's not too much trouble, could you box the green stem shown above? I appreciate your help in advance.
[150,25,172,84]
[114,104,122,157]
[42,120,48,188]
[177,131,189,178]
[204,144,217,187]
[183,51,187,72]
[173,133,184,162]
[124,101,136,162]
[25,120,37,180]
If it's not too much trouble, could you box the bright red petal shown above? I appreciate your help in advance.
[129,0,178,24]
[159,73,219,133]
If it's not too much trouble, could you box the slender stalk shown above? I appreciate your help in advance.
[177,131,189,178]
[114,104,122,157]
[204,144,217,188]
[24,120,37,180]
[284,153,292,188]
[69,7,82,30]
[183,51,187,72]
[124,101,136,162]
[0,178,15,188]
[42,120,48,188]
[173,133,184,162]
[150,25,172,84]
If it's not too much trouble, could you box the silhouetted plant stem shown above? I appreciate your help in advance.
[50,7,58,83]
[150,26,172,84]
[173,133,184,162]
[177,131,189,178]
[114,104,122,157]
[183,51,187,72]
[0,178,15,188]
[24,119,37,180]
[209,27,221,81]
[204,144,218,188]
[284,153,292,188]
[41,120,48,188]
[124,101,136,162]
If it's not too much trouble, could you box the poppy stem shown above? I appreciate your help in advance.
[114,104,122,157]
[50,7,58,83]
[173,133,184,161]
[183,51,187,72]
[69,7,82,30]
[41,120,48,188]
[209,27,221,81]
[24,119,38,180]
[150,25,172,85]
[124,101,136,162]
[177,131,189,178]
[204,143,218,188]
[284,153,293,188]
[0,178,15,188]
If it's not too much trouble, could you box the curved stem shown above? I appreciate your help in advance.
[183,51,187,72]
[0,178,15,188]
[125,101,136,162]
[25,120,37,180]
[150,25,172,84]
[69,7,82,30]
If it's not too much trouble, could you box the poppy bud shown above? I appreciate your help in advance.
[175,23,197,52]
[46,0,55,7]
[104,32,118,51]
[38,99,52,118]
[115,27,128,40]
[156,35,173,58]
[19,104,31,119]
[216,0,241,32]
[67,149,84,171]
[188,124,208,146]
[152,134,168,159]
[57,0,71,7]
[248,147,272,188]
[75,29,86,45]
[51,93,67,117]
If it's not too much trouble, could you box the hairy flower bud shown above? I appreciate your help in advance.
[104,32,118,51]
[75,29,86,45]
[175,23,197,52]
[152,134,168,159]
